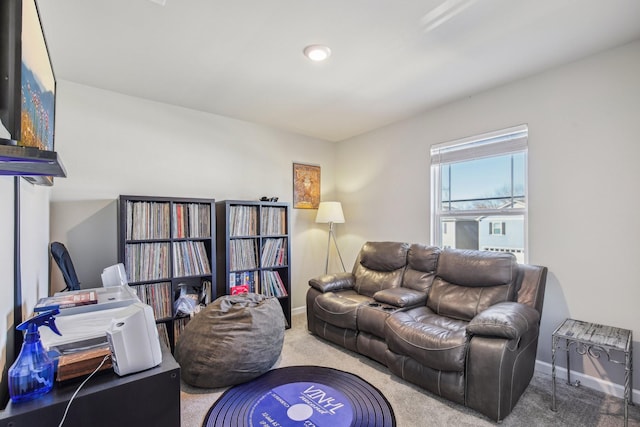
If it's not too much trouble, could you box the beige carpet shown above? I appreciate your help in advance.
[180,313,639,427]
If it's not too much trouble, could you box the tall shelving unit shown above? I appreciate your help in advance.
[216,200,291,328]
[118,195,216,351]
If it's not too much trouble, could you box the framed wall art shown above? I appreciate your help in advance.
[293,162,320,209]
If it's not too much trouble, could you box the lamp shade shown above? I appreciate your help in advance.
[315,201,345,223]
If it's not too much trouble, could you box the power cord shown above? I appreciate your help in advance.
[58,354,111,427]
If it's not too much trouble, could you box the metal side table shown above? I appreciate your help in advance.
[551,318,633,426]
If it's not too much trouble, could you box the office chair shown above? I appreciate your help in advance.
[50,241,81,291]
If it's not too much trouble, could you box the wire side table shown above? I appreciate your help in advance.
[551,318,633,426]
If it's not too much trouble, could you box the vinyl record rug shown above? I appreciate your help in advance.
[203,365,396,427]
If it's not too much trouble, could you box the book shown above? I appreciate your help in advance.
[173,317,190,344]
[34,290,98,312]
[156,323,170,350]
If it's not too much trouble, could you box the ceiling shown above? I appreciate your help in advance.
[36,0,640,142]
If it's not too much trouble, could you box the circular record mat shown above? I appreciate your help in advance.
[203,365,396,427]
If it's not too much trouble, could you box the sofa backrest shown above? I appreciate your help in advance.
[353,242,409,297]
[427,248,518,321]
[349,242,546,318]
[402,244,440,293]
[514,263,547,315]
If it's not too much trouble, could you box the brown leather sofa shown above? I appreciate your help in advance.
[306,242,547,422]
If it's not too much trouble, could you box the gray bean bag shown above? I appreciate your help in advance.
[175,293,285,388]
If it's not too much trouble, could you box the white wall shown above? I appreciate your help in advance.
[0,176,50,407]
[44,37,639,397]
[0,177,15,400]
[19,180,52,313]
[336,40,640,392]
[49,81,338,310]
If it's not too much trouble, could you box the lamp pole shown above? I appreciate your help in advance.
[325,221,346,274]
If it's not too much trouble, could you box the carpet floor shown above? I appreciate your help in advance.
[180,313,639,427]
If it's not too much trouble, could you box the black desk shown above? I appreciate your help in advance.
[0,345,180,427]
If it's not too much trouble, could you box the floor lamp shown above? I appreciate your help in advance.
[315,201,346,274]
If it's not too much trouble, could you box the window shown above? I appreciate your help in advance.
[490,222,506,235]
[430,125,528,263]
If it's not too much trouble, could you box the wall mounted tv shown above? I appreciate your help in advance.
[0,0,65,185]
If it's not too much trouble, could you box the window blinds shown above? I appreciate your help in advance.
[430,124,528,165]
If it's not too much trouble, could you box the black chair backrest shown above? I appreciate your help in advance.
[50,242,81,291]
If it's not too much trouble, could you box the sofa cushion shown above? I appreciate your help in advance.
[466,301,541,340]
[359,241,410,271]
[407,244,440,271]
[313,291,371,330]
[385,350,465,404]
[313,319,359,352]
[385,306,469,372]
[354,267,404,297]
[373,288,426,307]
[402,244,440,293]
[308,272,354,293]
[352,242,409,297]
[402,268,435,293]
[427,279,514,322]
[435,248,516,287]
[427,249,517,321]
[358,302,399,338]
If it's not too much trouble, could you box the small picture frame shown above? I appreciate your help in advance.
[293,162,320,209]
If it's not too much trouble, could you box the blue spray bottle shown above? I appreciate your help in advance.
[8,309,61,403]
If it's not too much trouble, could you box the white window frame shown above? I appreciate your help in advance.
[430,124,529,262]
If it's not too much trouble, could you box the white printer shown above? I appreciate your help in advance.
[106,302,162,376]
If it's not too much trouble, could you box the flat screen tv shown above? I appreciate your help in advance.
[0,0,64,182]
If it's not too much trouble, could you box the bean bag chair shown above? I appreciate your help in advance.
[175,293,285,388]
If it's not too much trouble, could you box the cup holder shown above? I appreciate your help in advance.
[366,302,396,312]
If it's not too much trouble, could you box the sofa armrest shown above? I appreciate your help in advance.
[373,288,426,308]
[308,272,354,293]
[467,302,540,340]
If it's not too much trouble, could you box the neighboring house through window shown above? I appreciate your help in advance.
[430,125,528,263]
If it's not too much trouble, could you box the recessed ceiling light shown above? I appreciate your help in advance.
[303,45,331,62]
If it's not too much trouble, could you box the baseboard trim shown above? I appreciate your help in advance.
[535,360,639,402]
[291,306,306,316]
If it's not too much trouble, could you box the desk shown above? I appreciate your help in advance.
[0,344,180,427]
[551,318,633,426]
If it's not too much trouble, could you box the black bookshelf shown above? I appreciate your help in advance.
[216,200,291,328]
[117,195,216,351]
